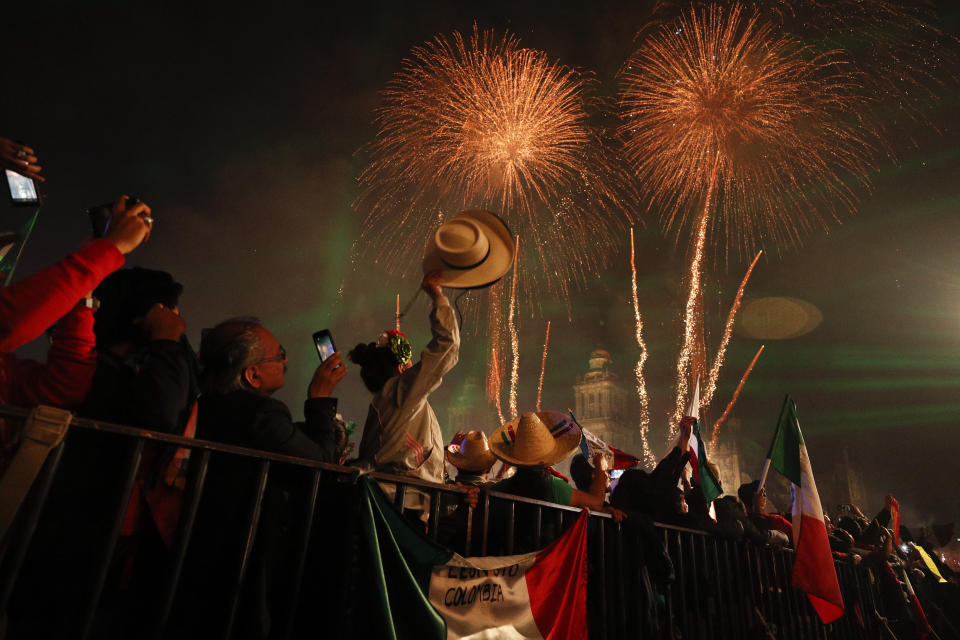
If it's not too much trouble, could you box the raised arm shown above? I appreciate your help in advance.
[401,273,460,404]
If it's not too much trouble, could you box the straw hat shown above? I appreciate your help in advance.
[422,210,514,289]
[445,430,497,472]
[489,411,582,468]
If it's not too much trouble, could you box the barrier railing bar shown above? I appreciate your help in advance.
[697,535,714,640]
[428,489,441,541]
[505,501,515,555]
[222,459,270,640]
[598,517,607,640]
[0,441,66,614]
[393,483,406,513]
[79,438,145,640]
[155,449,211,635]
[532,506,541,550]
[480,491,490,556]
[663,528,675,640]
[614,524,626,640]
[281,467,322,640]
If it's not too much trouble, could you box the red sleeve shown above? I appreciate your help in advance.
[765,514,794,536]
[0,239,124,353]
[9,305,98,408]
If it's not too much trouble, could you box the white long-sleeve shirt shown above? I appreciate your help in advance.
[358,294,459,484]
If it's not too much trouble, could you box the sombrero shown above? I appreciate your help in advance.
[489,411,582,468]
[445,430,497,472]
[422,210,514,289]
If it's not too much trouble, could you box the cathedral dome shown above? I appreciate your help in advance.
[588,349,611,371]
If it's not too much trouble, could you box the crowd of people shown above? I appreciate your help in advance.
[1,137,958,639]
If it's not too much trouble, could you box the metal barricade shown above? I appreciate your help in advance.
[0,405,892,640]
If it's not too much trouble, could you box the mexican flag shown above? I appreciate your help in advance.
[678,381,723,503]
[355,475,589,640]
[765,396,844,624]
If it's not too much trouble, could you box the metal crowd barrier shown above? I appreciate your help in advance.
[0,405,889,639]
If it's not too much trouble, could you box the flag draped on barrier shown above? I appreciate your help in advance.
[763,396,844,624]
[356,475,590,640]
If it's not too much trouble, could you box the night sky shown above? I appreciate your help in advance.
[3,1,958,525]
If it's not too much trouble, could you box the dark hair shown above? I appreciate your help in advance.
[505,466,554,502]
[198,317,264,395]
[569,454,593,492]
[94,267,183,348]
[348,342,399,393]
[738,480,761,509]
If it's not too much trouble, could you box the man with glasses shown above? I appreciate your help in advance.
[196,317,347,460]
[173,318,348,638]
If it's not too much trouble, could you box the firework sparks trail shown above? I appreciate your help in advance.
[395,294,400,331]
[711,345,765,449]
[536,321,551,412]
[356,25,638,310]
[508,236,520,419]
[488,347,505,425]
[619,4,874,261]
[622,4,873,442]
[629,228,655,467]
[701,250,762,409]
[669,164,716,440]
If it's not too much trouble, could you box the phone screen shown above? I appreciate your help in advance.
[313,330,335,362]
[5,170,39,205]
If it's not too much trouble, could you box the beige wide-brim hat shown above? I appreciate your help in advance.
[445,430,497,472]
[489,411,582,468]
[422,210,514,289]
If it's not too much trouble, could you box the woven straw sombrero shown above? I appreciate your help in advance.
[489,411,582,468]
[422,210,514,289]
[445,430,497,472]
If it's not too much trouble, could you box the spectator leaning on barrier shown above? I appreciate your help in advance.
[0,190,153,475]
[171,319,348,640]
[352,271,458,484]
[196,317,346,459]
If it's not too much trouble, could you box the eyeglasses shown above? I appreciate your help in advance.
[256,345,286,365]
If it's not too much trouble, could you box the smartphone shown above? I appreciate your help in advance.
[312,330,336,362]
[5,170,40,206]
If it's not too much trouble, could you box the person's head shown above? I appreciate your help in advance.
[738,480,766,514]
[348,343,401,393]
[349,329,413,393]
[569,454,593,492]
[199,317,287,396]
[611,468,654,513]
[94,267,183,350]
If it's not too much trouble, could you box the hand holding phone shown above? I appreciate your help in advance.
[308,351,346,398]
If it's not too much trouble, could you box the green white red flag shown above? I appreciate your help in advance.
[677,380,723,503]
[356,475,589,639]
[765,396,844,624]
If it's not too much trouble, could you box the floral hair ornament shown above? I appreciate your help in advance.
[377,329,412,366]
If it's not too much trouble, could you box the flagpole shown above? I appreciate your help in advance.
[756,458,771,493]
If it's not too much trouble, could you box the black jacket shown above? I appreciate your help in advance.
[172,390,342,639]
[196,389,341,461]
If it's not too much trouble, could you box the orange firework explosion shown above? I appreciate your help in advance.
[650,0,959,140]
[357,25,638,305]
[620,4,874,438]
[619,3,874,257]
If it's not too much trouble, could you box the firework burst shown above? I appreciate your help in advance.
[620,4,874,437]
[649,0,959,143]
[356,25,638,307]
[620,3,874,258]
